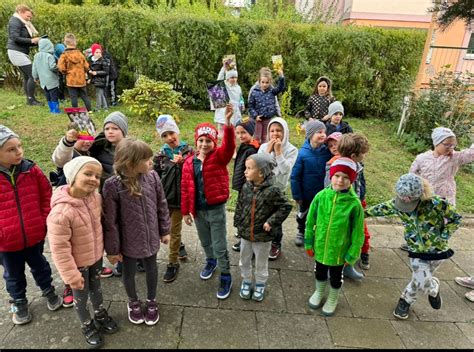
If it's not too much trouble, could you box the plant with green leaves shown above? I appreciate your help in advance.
[119,75,183,120]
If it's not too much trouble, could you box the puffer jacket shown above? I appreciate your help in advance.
[47,186,104,287]
[32,38,59,90]
[7,16,36,54]
[0,160,52,252]
[248,75,285,120]
[291,139,331,201]
[88,56,109,88]
[89,132,115,190]
[234,177,292,242]
[325,121,353,136]
[232,140,260,192]
[304,186,365,266]
[181,124,235,217]
[102,170,171,259]
[58,48,89,87]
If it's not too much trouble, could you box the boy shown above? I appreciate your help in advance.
[324,101,353,136]
[291,120,332,247]
[305,157,365,316]
[153,115,192,283]
[58,33,92,112]
[0,125,63,325]
[231,117,260,252]
[234,153,292,301]
[181,105,235,299]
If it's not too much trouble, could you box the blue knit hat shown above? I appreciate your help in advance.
[235,117,255,136]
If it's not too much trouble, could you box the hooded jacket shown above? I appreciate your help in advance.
[32,39,59,90]
[58,48,90,87]
[232,140,260,192]
[258,118,298,192]
[325,120,353,136]
[248,76,285,120]
[47,186,104,288]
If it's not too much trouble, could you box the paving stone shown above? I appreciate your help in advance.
[179,307,258,348]
[446,281,474,311]
[449,228,474,251]
[450,250,474,277]
[367,225,405,249]
[455,322,474,345]
[361,248,411,279]
[327,317,404,349]
[391,320,473,349]
[256,311,334,349]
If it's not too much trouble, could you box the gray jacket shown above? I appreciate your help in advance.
[32,39,59,90]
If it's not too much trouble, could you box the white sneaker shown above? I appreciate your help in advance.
[455,277,474,289]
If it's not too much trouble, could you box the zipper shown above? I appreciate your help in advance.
[84,198,97,261]
[323,192,338,263]
[250,190,257,241]
[12,170,28,249]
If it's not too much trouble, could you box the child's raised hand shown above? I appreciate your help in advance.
[306,248,314,257]
[184,214,193,226]
[256,115,262,122]
[225,103,233,125]
[107,254,122,265]
[277,68,284,76]
[65,129,79,143]
[322,114,330,122]
[161,234,171,245]
[263,222,272,231]
[172,154,184,164]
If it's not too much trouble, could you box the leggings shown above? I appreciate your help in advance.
[122,253,158,301]
[72,259,104,324]
[314,261,344,289]
[18,64,36,99]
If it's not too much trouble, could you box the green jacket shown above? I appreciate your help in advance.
[304,186,365,266]
[365,196,461,259]
[234,176,292,242]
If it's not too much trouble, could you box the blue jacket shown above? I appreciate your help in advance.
[248,75,285,120]
[291,140,332,201]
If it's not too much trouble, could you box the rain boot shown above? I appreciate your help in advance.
[309,280,328,309]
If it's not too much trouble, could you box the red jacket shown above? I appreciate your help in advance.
[0,160,52,252]
[181,125,235,217]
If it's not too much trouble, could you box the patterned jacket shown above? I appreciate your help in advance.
[248,76,285,120]
[58,48,89,87]
[365,196,462,260]
[304,94,335,120]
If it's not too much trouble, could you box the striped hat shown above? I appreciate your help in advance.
[329,157,357,183]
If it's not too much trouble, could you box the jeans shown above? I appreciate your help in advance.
[67,86,92,111]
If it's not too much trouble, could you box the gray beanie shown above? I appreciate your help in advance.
[431,127,456,147]
[394,173,423,213]
[0,125,19,148]
[225,70,238,80]
[248,153,275,179]
[305,120,326,140]
[328,101,344,117]
[104,111,128,137]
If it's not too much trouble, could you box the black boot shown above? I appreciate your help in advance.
[81,320,103,348]
[94,308,118,334]
[26,97,44,106]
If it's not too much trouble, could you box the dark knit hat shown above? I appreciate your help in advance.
[235,117,256,136]
[305,120,326,140]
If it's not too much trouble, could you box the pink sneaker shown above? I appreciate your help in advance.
[144,299,159,326]
[100,267,114,278]
[62,286,74,308]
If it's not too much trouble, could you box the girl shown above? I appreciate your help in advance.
[102,138,171,326]
[48,156,118,348]
[365,173,462,319]
[248,67,285,144]
[304,76,335,122]
[87,43,109,112]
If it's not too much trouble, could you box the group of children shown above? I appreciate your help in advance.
[1,66,473,347]
[32,32,119,114]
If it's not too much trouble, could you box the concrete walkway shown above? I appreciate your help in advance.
[1,213,473,349]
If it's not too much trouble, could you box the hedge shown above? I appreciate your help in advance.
[0,1,426,118]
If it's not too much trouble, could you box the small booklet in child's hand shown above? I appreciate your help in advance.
[271,55,283,72]
[207,80,230,110]
[223,54,237,70]
[64,107,96,140]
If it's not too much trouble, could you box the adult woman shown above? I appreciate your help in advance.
[7,4,43,106]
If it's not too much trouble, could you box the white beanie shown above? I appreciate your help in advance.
[431,127,456,147]
[156,115,180,137]
[63,156,102,185]
[225,70,238,80]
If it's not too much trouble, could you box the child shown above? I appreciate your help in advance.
[248,67,285,143]
[365,173,462,319]
[0,125,62,325]
[231,117,260,252]
[102,47,119,106]
[58,33,92,112]
[248,67,281,118]
[323,132,343,186]
[88,43,109,112]
[291,120,332,247]
[103,138,170,326]
[54,43,66,101]
[234,153,292,301]
[258,117,298,259]
[304,76,335,122]
[32,38,60,113]
[181,104,236,299]
[48,157,118,347]
[153,115,192,283]
[325,101,353,136]
[305,157,364,316]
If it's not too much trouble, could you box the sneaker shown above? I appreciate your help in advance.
[428,277,442,310]
[81,320,103,348]
[400,243,409,252]
[465,290,474,302]
[163,263,179,283]
[393,298,410,319]
[43,287,63,311]
[295,233,304,247]
[94,308,119,334]
[113,262,123,277]
[359,253,370,270]
[178,243,188,260]
[200,258,217,280]
[10,299,32,325]
[239,280,252,300]
[252,283,265,302]
[268,243,281,260]
[454,276,474,289]
[144,299,160,326]
[101,267,114,278]
[62,286,74,308]
[217,274,233,300]
[136,260,146,272]
[127,300,144,324]
[232,241,241,252]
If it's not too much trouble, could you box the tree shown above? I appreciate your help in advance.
[430,0,474,29]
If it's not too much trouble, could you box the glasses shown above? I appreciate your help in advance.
[441,142,457,149]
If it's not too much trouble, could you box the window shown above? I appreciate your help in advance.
[466,32,474,59]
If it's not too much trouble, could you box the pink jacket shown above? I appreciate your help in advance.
[47,186,104,288]
[410,144,474,206]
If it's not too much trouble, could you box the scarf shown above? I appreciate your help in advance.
[161,141,188,160]
[13,12,38,38]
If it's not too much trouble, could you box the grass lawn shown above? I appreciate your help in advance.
[1,87,473,214]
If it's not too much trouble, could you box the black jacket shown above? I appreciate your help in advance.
[89,132,115,190]
[103,51,119,81]
[88,57,109,88]
[325,121,353,136]
[232,141,259,192]
[7,16,36,54]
